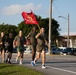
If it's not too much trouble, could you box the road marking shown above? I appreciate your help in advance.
[47,66,76,74]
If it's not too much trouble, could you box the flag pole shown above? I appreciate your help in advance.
[37,24,40,30]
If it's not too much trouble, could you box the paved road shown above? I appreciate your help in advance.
[0,53,76,75]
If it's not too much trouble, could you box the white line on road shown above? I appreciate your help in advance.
[47,66,76,74]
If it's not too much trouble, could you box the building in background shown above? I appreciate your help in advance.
[57,33,76,48]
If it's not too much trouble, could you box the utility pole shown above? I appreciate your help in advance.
[67,14,70,47]
[58,14,70,47]
[49,0,52,53]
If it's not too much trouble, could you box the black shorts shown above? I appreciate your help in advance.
[0,46,6,52]
[8,46,13,53]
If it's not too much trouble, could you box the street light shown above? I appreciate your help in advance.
[58,14,70,47]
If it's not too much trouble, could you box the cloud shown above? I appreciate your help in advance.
[0,3,41,15]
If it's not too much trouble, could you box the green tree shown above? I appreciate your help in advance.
[51,18,60,45]
[18,21,35,36]
[0,24,18,37]
[38,18,60,45]
[18,15,60,45]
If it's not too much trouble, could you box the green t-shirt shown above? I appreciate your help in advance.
[14,35,26,47]
[37,35,45,46]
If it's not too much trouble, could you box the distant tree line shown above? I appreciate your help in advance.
[0,15,60,45]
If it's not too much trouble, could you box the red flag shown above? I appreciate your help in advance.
[22,11,38,25]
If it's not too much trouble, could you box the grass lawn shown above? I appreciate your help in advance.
[0,64,44,75]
